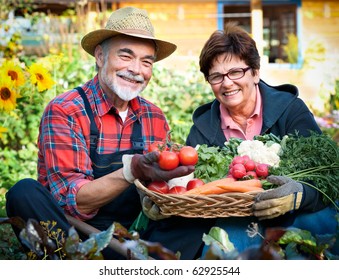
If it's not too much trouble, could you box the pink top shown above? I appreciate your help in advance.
[220,86,263,140]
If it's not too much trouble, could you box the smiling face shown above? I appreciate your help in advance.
[95,35,156,108]
[209,54,260,115]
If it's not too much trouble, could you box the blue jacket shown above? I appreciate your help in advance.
[187,79,321,147]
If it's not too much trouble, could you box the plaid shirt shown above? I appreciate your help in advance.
[37,75,169,220]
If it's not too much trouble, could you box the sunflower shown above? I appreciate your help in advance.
[0,60,25,87]
[0,126,8,140]
[0,76,20,112]
[27,62,55,92]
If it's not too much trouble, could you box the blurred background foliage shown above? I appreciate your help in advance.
[0,4,338,219]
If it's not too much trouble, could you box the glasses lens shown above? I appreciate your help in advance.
[208,74,223,84]
[228,69,245,80]
[207,67,249,84]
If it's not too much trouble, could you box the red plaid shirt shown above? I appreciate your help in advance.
[37,75,169,219]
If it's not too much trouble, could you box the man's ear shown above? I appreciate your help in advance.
[94,45,104,68]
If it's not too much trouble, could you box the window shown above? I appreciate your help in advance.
[222,3,298,63]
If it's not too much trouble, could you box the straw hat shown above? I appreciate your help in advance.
[81,7,177,62]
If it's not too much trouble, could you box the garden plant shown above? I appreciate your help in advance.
[1,7,338,260]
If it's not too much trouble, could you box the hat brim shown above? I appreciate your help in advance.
[81,29,177,62]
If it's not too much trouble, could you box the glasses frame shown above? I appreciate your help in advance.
[207,66,252,85]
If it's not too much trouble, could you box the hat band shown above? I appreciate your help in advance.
[117,28,155,39]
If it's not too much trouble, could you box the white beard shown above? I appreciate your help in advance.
[101,63,146,101]
[110,82,142,101]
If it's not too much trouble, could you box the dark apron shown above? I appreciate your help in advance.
[76,88,215,259]
[76,87,143,231]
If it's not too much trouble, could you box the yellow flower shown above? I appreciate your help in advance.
[0,126,8,139]
[27,62,55,92]
[0,76,19,112]
[0,60,25,87]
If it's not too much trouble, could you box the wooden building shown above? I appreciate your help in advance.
[20,1,338,62]
[7,0,339,109]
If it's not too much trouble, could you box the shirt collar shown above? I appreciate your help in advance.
[252,85,262,116]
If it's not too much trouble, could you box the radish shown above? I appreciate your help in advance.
[244,159,256,171]
[245,170,258,179]
[255,163,269,178]
[232,163,247,179]
[232,155,246,165]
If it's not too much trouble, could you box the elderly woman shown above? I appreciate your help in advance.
[186,22,337,253]
[144,22,337,259]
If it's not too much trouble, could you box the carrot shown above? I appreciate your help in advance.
[183,178,262,195]
[233,179,262,189]
[183,177,235,195]
[217,179,263,193]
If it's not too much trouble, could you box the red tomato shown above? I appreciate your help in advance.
[170,143,183,154]
[255,163,269,178]
[178,146,198,166]
[148,141,167,153]
[186,178,204,191]
[168,186,187,194]
[147,181,169,194]
[232,163,247,179]
[158,151,180,170]
[244,159,256,171]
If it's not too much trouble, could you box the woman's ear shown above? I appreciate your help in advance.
[253,69,260,84]
[94,45,104,68]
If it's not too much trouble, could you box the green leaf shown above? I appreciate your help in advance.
[194,144,233,182]
[89,223,115,253]
[129,211,149,232]
[202,226,235,252]
[278,228,317,246]
[270,132,339,204]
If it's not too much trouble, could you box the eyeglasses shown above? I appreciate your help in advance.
[207,67,251,85]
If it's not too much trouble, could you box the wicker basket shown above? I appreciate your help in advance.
[135,179,263,218]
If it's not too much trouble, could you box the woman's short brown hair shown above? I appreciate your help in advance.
[199,22,260,79]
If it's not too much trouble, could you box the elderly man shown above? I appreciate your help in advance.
[6,6,194,259]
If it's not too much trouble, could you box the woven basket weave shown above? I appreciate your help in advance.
[135,179,263,218]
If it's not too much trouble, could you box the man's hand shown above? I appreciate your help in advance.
[253,175,303,220]
[122,152,195,183]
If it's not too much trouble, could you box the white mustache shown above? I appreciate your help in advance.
[117,71,144,83]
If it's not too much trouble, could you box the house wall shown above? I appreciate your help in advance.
[260,0,339,111]
[3,0,337,117]
[84,0,339,111]
[302,0,339,60]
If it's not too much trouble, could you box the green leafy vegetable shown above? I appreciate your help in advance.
[195,132,339,206]
[254,133,282,144]
[277,228,336,259]
[194,145,233,182]
[269,132,339,205]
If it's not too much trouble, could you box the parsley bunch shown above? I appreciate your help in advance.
[194,145,234,183]
[269,132,339,206]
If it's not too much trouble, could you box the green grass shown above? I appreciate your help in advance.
[0,223,26,260]
[0,193,27,260]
